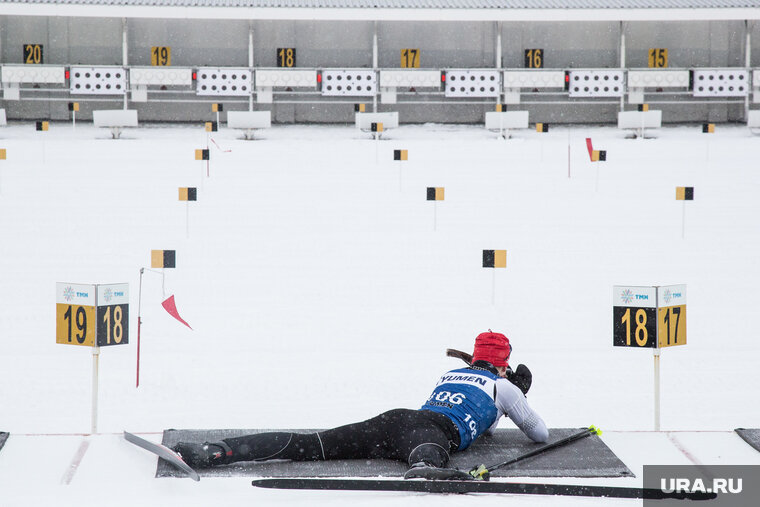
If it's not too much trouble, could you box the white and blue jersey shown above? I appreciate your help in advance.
[420,367,549,450]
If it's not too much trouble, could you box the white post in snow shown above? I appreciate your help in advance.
[491,269,496,306]
[91,346,100,434]
[654,348,661,431]
[682,200,686,239]
[654,285,661,431]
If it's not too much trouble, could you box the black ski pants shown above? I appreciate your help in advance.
[222,408,460,467]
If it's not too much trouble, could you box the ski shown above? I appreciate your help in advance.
[251,477,716,500]
[124,431,200,481]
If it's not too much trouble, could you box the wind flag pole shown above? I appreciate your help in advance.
[483,250,507,305]
[179,187,197,239]
[137,251,175,387]
[195,148,209,190]
[137,268,143,388]
[136,267,166,388]
[0,148,6,194]
[427,187,444,232]
[676,187,694,239]
[394,149,408,191]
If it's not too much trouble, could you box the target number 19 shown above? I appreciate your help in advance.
[57,304,96,346]
[151,46,171,66]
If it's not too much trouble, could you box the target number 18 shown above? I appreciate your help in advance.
[97,304,129,346]
[613,305,657,348]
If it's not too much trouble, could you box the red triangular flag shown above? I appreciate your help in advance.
[161,295,192,330]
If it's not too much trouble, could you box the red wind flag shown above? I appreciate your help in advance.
[162,295,192,330]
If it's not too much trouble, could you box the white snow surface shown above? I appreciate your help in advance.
[0,121,758,506]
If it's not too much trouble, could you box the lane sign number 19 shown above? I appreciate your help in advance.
[56,283,129,347]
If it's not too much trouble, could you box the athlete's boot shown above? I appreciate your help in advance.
[172,440,233,468]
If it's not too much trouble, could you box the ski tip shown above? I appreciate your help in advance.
[588,425,603,436]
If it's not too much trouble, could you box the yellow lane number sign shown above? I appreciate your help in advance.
[657,285,686,348]
[56,283,96,346]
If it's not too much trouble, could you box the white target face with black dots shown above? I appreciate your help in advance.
[321,70,377,97]
[444,70,501,98]
[692,69,748,97]
[196,68,252,96]
[69,67,127,95]
[567,70,624,97]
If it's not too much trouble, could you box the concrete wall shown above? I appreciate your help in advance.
[0,16,756,124]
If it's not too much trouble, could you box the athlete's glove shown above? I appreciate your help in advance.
[506,364,532,395]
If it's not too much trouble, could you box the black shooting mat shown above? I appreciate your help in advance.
[157,428,632,479]
[0,432,8,453]
[735,428,760,452]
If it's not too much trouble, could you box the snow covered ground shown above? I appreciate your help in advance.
[0,120,758,506]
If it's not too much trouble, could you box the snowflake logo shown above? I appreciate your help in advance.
[103,288,113,303]
[621,289,634,304]
[63,286,74,302]
[663,289,672,304]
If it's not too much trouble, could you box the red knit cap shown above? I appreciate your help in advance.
[471,330,511,367]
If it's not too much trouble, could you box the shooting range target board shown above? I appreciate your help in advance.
[691,69,749,97]
[69,67,127,95]
[567,70,624,98]
[444,70,500,98]
[196,68,252,96]
[321,69,377,96]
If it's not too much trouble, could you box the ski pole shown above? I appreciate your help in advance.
[469,426,602,480]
